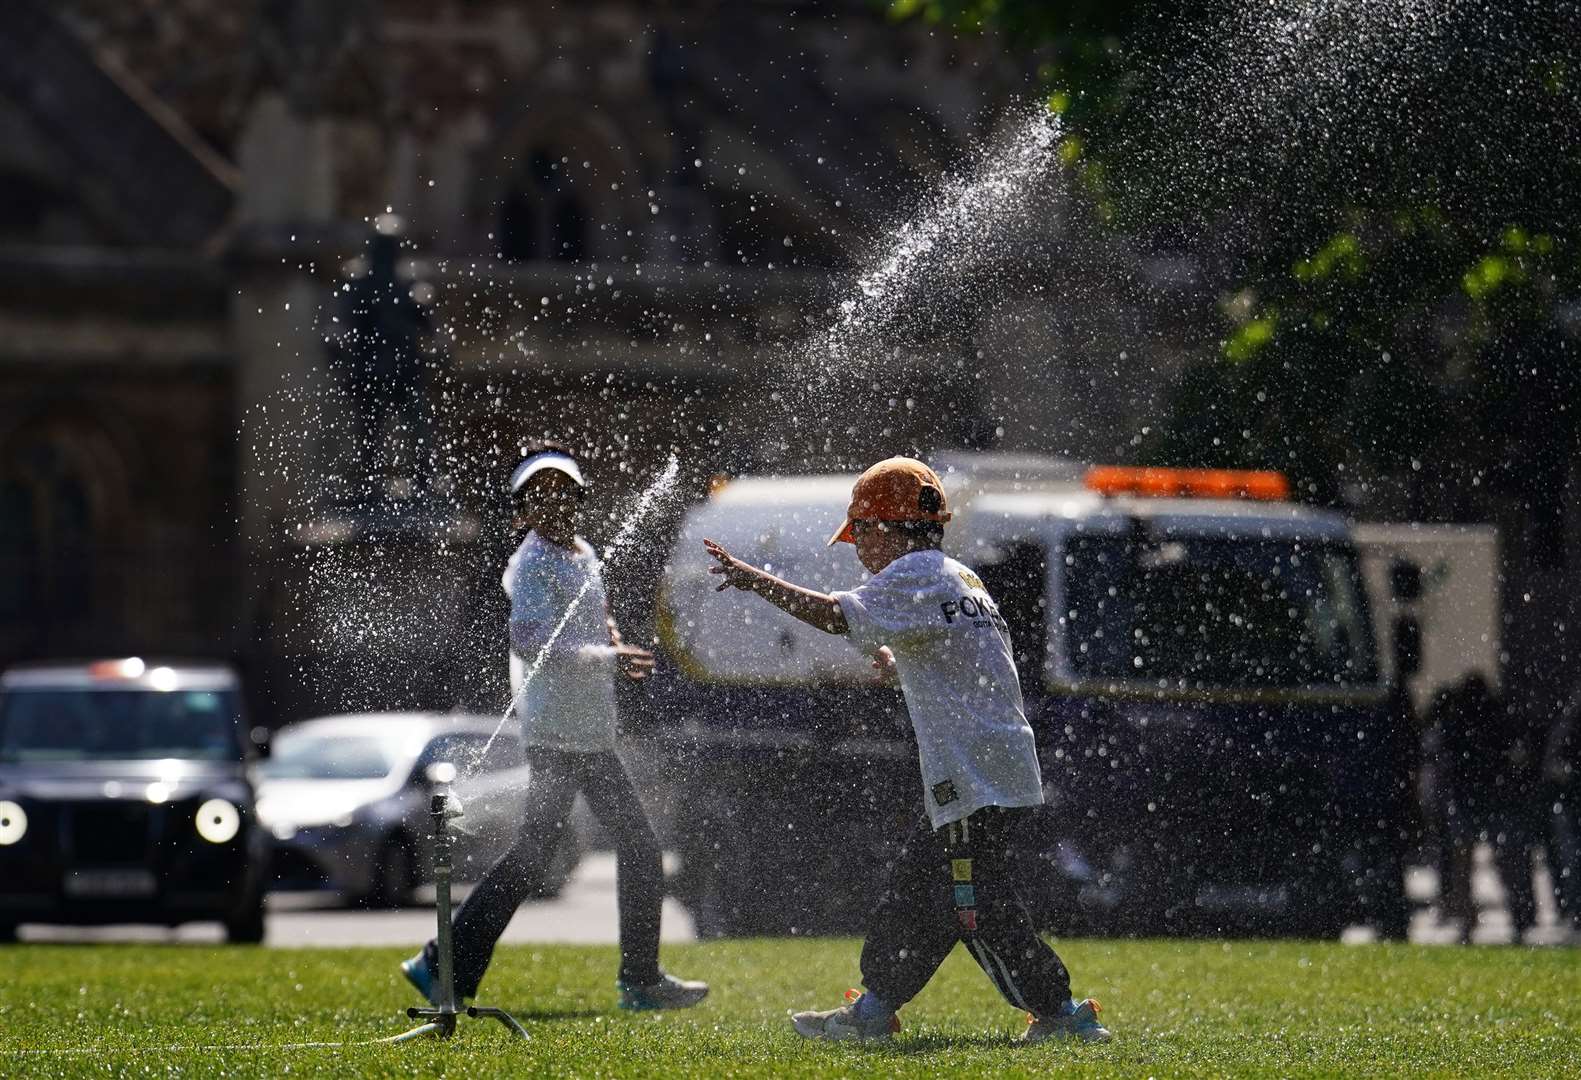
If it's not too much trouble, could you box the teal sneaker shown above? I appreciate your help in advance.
[617,972,709,1011]
[400,952,439,1006]
[1022,998,1111,1044]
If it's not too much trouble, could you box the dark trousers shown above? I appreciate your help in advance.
[1551,794,1581,925]
[428,748,664,998]
[1442,807,1540,936]
[860,807,1073,1018]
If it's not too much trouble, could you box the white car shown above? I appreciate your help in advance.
[254,713,577,906]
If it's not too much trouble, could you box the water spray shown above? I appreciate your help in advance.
[813,107,1062,376]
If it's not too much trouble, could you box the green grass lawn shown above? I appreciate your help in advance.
[1,937,1577,1078]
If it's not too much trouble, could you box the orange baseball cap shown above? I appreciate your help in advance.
[829,456,953,545]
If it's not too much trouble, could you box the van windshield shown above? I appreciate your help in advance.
[0,688,243,762]
[1061,535,1378,689]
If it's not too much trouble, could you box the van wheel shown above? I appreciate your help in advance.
[685,825,773,938]
[225,893,266,944]
[366,835,417,908]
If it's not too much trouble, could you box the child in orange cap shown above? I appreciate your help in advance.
[704,456,1109,1045]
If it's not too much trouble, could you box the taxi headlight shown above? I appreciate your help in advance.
[195,799,242,844]
[0,800,26,845]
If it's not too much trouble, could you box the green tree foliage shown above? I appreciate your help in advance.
[885,1,1161,168]
[888,0,1580,523]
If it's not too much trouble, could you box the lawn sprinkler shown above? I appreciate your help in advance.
[390,765,527,1043]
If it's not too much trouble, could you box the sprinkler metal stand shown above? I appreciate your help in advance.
[390,781,528,1043]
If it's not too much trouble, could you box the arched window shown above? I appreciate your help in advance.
[0,169,85,244]
[497,145,589,263]
[0,478,38,620]
[0,424,113,641]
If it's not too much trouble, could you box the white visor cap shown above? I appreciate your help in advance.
[509,452,586,496]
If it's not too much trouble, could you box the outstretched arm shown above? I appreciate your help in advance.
[703,538,848,635]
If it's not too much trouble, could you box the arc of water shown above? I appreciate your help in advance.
[811,107,1062,378]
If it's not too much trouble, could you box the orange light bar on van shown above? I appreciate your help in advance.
[88,657,145,680]
[1085,466,1290,501]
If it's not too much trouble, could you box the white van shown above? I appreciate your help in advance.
[651,453,1413,938]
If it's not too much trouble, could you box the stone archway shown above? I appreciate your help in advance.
[474,106,646,263]
[497,143,591,263]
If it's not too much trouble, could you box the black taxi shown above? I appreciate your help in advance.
[0,659,268,942]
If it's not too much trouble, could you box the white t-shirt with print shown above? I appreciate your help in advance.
[832,549,1044,828]
[504,532,619,751]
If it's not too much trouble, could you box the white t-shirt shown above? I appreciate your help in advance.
[504,532,619,751]
[833,549,1044,828]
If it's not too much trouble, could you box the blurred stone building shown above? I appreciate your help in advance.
[0,0,1206,722]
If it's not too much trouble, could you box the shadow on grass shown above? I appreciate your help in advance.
[838,1032,1023,1055]
[488,1007,609,1023]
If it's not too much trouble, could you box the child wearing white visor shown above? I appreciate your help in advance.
[404,441,707,1012]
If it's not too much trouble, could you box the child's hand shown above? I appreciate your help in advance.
[871,645,898,684]
[615,642,655,681]
[703,538,760,592]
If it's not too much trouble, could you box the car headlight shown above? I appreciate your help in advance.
[195,799,242,844]
[0,800,26,845]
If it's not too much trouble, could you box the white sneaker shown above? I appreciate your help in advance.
[1022,998,1112,1044]
[790,990,900,1042]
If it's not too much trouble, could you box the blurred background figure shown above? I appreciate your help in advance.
[1432,673,1549,942]
[1372,561,1426,939]
[1544,681,1581,933]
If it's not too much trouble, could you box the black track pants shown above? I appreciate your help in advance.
[860,807,1073,1018]
[429,747,664,997]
